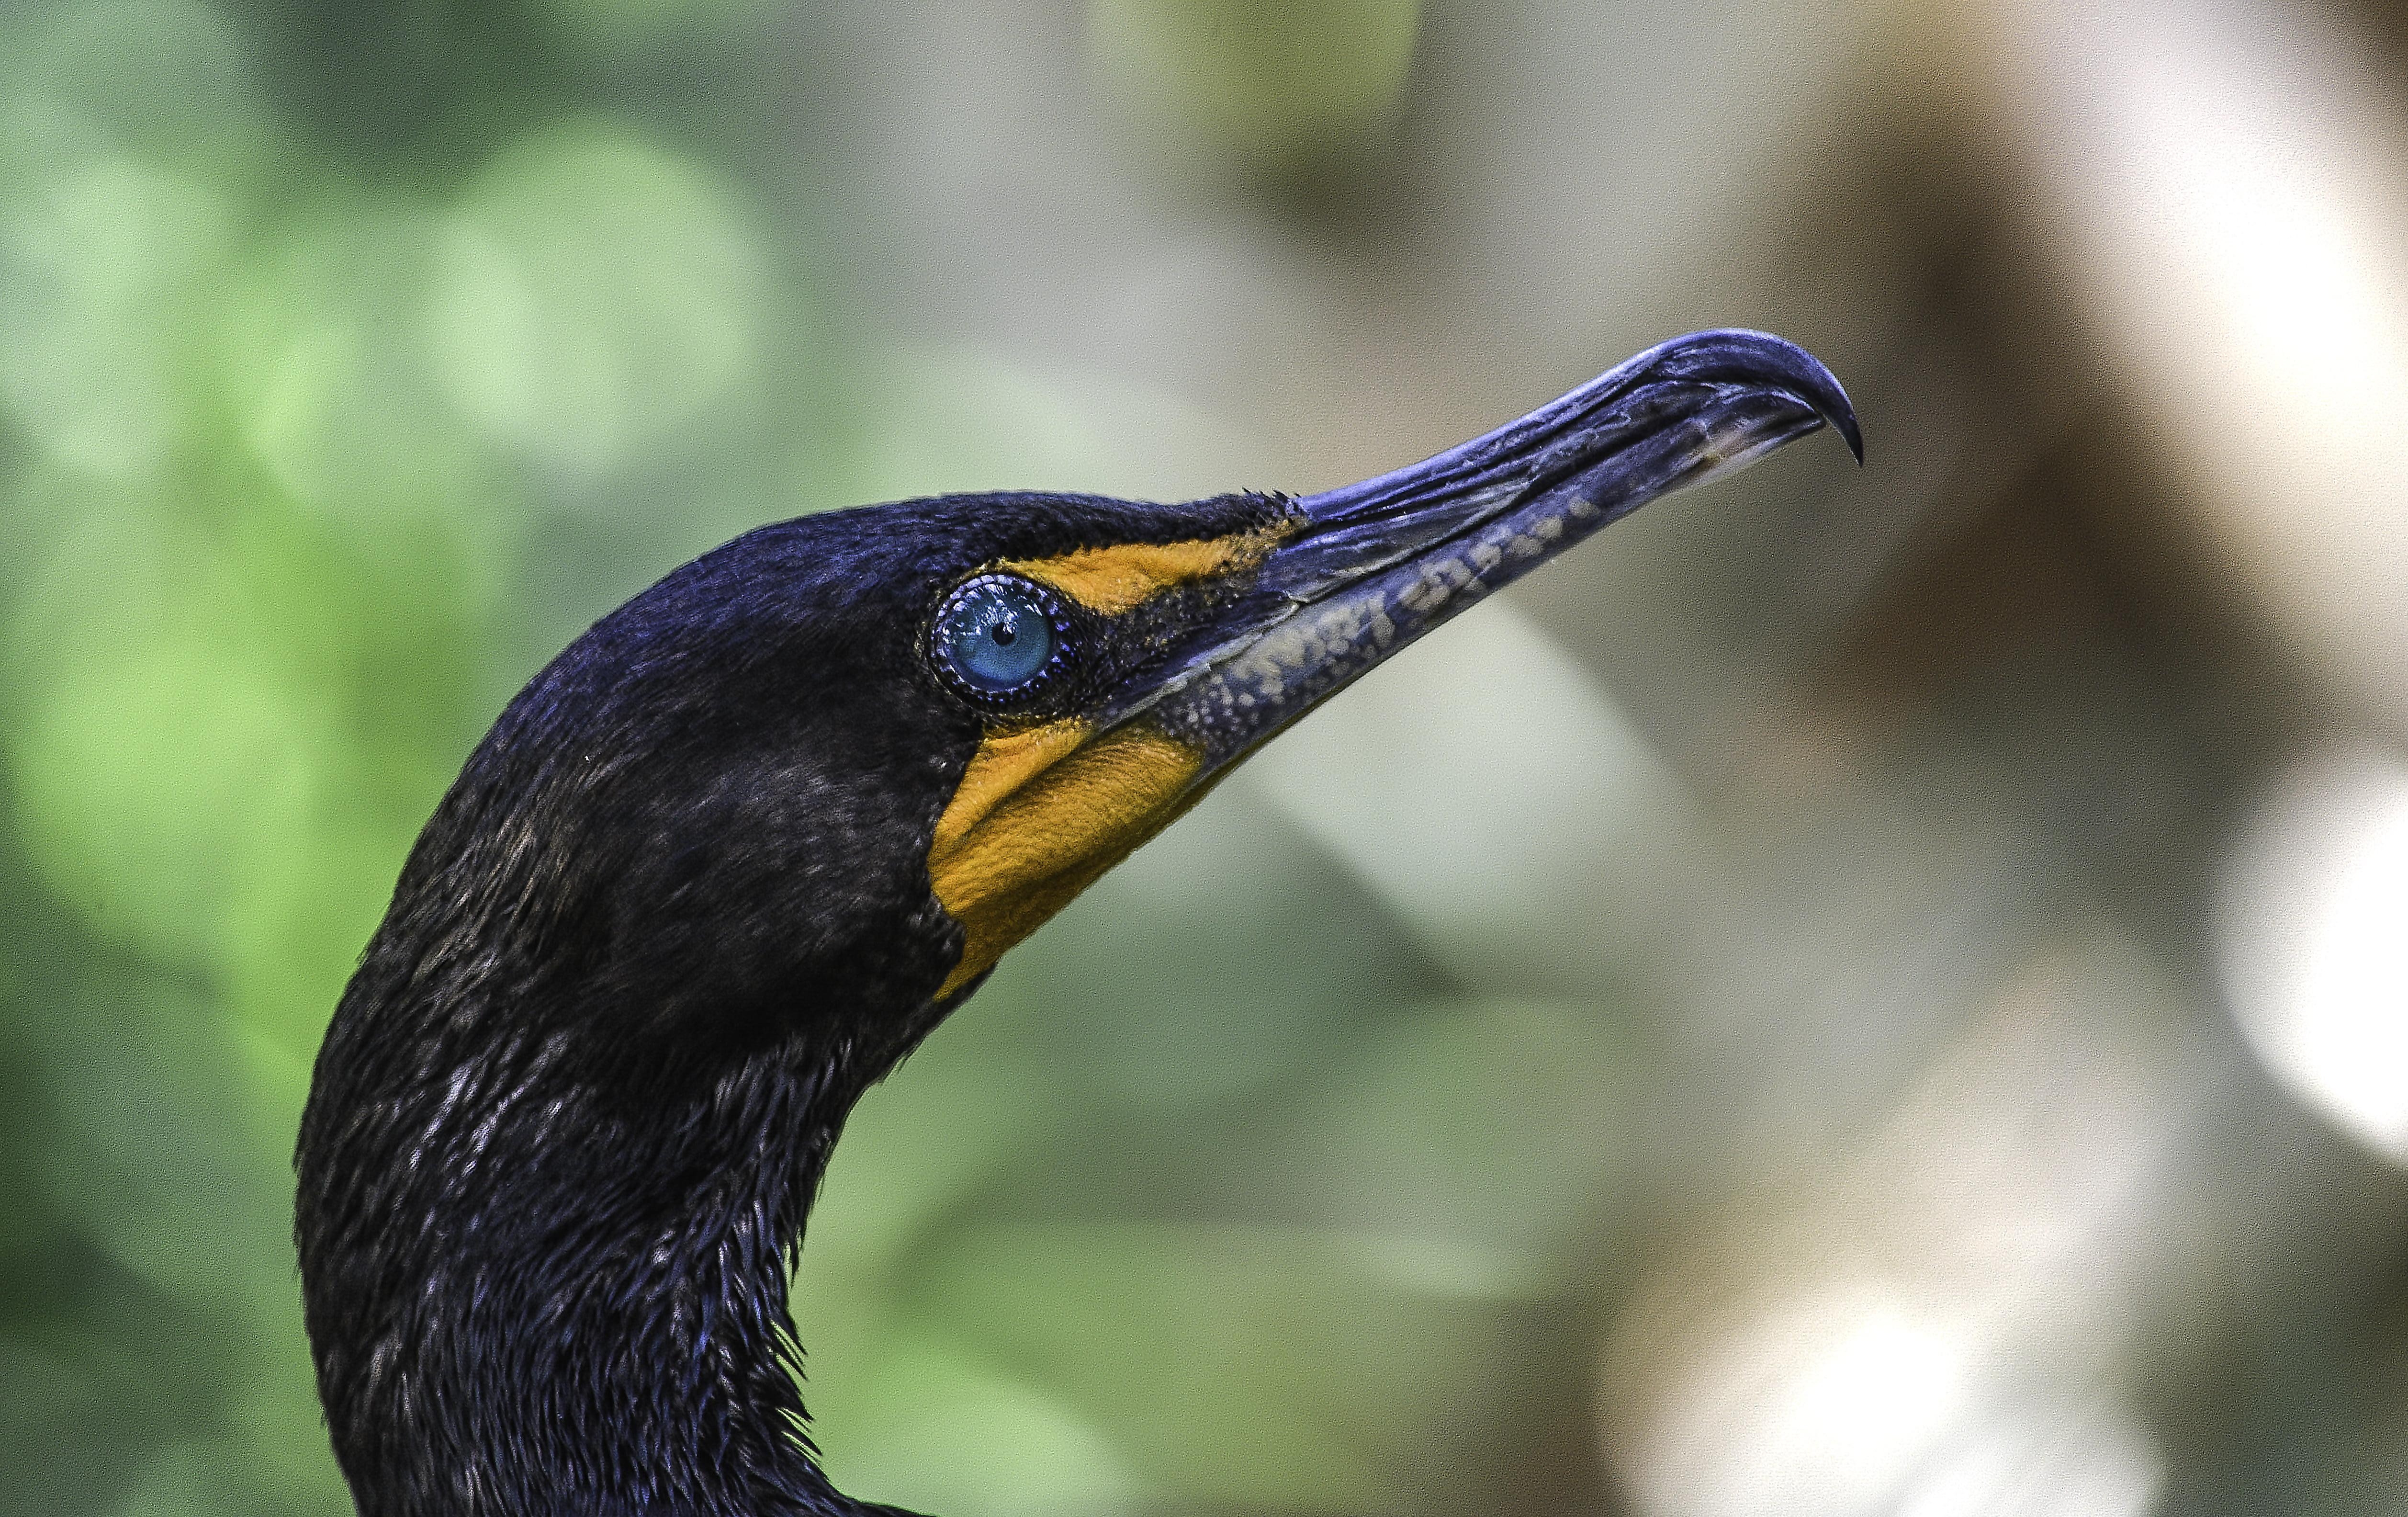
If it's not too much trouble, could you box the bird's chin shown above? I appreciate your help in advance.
[927,724,1208,996]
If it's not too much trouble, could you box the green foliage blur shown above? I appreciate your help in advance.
[0,3,1491,1514]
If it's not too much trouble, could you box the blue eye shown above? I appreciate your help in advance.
[931,575,1064,700]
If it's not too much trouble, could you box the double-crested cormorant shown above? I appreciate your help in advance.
[295,330,1859,1517]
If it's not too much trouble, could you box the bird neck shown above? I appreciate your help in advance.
[302,1025,899,1517]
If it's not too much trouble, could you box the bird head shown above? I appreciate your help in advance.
[298,327,1856,1517]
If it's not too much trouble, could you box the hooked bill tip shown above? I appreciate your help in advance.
[1649,328,1863,464]
[1829,387,1866,465]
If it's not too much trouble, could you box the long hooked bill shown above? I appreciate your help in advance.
[1113,327,1861,771]
[923,328,1859,996]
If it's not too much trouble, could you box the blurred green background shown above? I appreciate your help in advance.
[3,1,2406,1515]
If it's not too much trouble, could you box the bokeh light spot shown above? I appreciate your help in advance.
[228,206,502,528]
[426,123,766,485]
[13,619,333,971]
[2219,747,2408,1165]
[0,157,227,475]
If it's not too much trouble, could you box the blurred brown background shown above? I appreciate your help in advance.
[2,1,2404,1514]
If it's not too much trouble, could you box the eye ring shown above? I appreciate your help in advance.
[928,573,1075,708]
